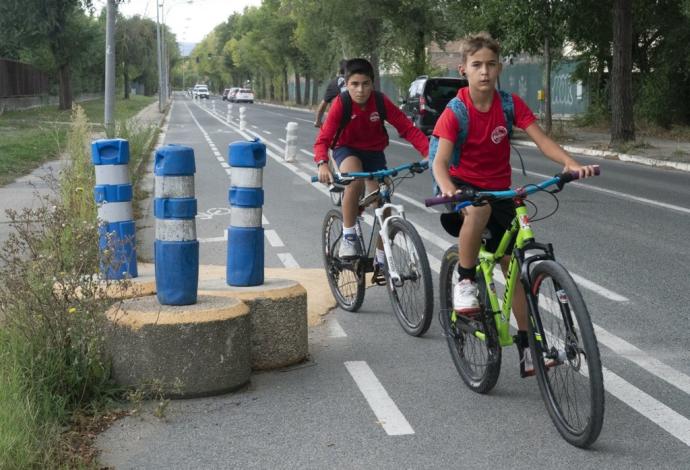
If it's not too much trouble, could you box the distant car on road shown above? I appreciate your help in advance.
[223,87,239,101]
[400,76,468,134]
[193,84,209,99]
[234,88,254,103]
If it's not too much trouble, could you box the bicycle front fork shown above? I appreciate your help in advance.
[374,203,405,287]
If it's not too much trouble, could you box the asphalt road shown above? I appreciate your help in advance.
[97,93,690,469]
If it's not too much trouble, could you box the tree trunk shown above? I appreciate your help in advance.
[611,0,635,144]
[544,36,552,135]
[312,79,320,105]
[283,67,289,102]
[124,67,130,99]
[413,29,426,77]
[304,73,311,107]
[58,64,72,110]
[294,71,301,105]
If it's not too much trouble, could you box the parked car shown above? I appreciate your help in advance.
[222,87,239,101]
[400,76,468,134]
[193,84,209,99]
[234,88,254,103]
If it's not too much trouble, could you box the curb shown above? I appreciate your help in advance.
[512,139,690,173]
[255,100,314,114]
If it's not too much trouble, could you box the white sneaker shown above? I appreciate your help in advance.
[338,233,359,259]
[453,279,480,314]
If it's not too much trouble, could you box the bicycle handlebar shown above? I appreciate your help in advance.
[424,165,600,208]
[310,159,428,184]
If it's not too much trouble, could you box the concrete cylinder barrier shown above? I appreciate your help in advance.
[285,121,298,162]
[227,138,266,286]
[239,106,246,131]
[154,145,199,305]
[226,103,232,123]
[92,138,137,280]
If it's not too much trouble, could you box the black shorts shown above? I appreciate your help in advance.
[445,177,517,254]
[332,146,387,173]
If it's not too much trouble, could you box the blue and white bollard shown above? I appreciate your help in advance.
[227,138,266,286]
[92,138,137,280]
[154,145,199,305]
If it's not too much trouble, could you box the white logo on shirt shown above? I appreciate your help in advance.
[369,112,380,122]
[491,126,508,144]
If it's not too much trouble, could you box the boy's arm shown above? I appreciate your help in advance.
[383,96,429,158]
[313,96,342,165]
[524,123,597,178]
[432,137,459,198]
[314,100,328,127]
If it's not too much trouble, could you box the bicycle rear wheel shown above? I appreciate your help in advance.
[439,246,501,393]
[528,260,604,448]
[385,218,433,336]
[322,209,365,312]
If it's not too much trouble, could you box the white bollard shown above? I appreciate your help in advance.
[239,106,246,131]
[212,100,216,112]
[226,103,232,123]
[284,122,298,162]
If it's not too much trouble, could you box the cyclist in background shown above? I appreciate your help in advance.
[314,60,348,128]
[431,32,597,376]
[314,58,429,280]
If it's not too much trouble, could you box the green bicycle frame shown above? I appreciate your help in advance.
[475,202,534,348]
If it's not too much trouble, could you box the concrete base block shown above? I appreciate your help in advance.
[106,294,250,398]
[199,277,308,370]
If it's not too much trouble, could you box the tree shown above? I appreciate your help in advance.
[610,0,634,144]
[0,0,97,109]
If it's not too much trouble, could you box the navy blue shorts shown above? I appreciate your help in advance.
[332,146,387,172]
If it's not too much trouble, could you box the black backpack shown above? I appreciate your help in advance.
[330,90,388,149]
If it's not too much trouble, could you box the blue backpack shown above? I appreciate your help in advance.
[428,90,515,195]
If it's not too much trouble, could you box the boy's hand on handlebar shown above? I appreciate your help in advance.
[564,162,598,179]
[318,163,333,184]
[439,184,460,199]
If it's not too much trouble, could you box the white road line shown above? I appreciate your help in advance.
[326,318,347,338]
[605,366,690,447]
[496,268,690,401]
[570,273,629,302]
[279,138,286,143]
[265,229,284,247]
[593,324,690,397]
[225,169,232,175]
[277,253,300,268]
[198,236,225,243]
[262,214,270,225]
[388,139,413,148]
[263,130,272,135]
[515,168,690,215]
[220,162,230,168]
[344,361,414,436]
[300,148,314,156]
[216,156,224,161]
[251,125,258,129]
[394,191,438,213]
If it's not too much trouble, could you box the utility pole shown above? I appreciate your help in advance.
[104,0,117,134]
[156,1,163,112]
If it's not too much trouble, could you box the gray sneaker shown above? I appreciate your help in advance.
[338,233,359,259]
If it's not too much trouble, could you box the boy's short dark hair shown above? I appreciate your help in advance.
[338,59,347,75]
[460,32,501,64]
[345,58,374,82]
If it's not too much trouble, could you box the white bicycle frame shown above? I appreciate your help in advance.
[374,203,406,287]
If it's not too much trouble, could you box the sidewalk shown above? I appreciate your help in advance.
[0,101,166,245]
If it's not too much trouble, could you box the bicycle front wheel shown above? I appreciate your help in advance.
[385,218,433,336]
[439,246,501,393]
[322,209,365,312]
[529,260,605,448]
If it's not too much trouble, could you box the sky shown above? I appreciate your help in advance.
[95,0,262,43]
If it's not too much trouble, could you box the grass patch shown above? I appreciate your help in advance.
[0,95,156,185]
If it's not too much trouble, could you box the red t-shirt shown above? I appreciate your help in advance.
[313,92,429,163]
[432,88,536,189]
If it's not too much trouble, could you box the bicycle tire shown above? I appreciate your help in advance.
[330,190,343,207]
[528,260,605,448]
[439,246,501,393]
[321,209,365,312]
[385,218,433,336]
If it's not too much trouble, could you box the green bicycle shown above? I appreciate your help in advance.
[425,167,605,448]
